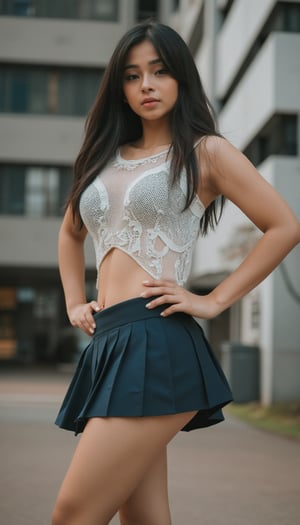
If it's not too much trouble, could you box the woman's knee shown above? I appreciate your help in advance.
[51,491,115,525]
[51,496,75,525]
[51,496,110,525]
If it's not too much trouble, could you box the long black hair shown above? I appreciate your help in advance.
[67,21,224,234]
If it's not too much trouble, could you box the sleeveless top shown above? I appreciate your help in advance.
[79,140,206,289]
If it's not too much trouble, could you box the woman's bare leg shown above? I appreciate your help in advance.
[119,447,171,525]
[51,411,196,525]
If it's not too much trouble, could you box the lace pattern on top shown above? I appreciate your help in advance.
[112,147,170,171]
[80,143,205,289]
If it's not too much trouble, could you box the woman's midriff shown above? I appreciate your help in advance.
[97,249,154,309]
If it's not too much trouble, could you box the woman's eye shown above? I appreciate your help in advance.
[155,68,168,76]
[124,74,139,81]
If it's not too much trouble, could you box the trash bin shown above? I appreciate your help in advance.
[221,342,260,403]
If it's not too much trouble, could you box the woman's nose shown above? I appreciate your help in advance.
[141,73,154,91]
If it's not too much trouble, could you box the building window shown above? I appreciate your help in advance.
[244,114,298,166]
[0,165,72,217]
[137,0,158,21]
[272,1,300,32]
[0,287,17,360]
[0,0,119,21]
[0,65,102,116]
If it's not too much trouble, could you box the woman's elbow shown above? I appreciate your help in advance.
[285,219,300,248]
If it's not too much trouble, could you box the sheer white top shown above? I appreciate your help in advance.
[80,141,205,289]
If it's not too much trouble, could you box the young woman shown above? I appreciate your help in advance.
[52,21,300,525]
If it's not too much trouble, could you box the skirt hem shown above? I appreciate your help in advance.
[55,397,233,435]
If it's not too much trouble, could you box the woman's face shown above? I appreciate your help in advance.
[122,40,178,123]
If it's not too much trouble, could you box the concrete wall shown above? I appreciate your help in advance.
[0,216,95,268]
[219,32,300,149]
[173,0,204,43]
[257,156,300,403]
[272,158,300,402]
[0,0,136,66]
[0,114,84,164]
[216,0,276,98]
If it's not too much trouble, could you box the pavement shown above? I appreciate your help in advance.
[0,365,300,525]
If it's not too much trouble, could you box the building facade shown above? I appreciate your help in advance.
[0,0,178,362]
[1,0,299,405]
[172,0,300,404]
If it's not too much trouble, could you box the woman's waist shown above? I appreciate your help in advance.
[93,296,191,334]
[97,249,169,308]
[97,266,153,309]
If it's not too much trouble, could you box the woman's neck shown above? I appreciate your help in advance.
[136,120,172,151]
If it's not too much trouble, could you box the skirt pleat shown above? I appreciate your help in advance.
[55,297,233,434]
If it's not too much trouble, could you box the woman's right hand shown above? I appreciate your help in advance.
[67,301,102,335]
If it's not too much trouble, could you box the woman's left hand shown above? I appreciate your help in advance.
[140,279,214,318]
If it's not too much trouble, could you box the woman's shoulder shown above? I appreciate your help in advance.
[194,135,240,172]
[194,135,244,200]
[194,134,228,153]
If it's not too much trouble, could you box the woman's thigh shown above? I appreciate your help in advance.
[52,411,196,525]
[119,447,171,525]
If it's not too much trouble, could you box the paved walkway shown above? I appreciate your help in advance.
[1,366,300,525]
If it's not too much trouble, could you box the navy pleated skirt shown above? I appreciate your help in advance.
[55,297,233,434]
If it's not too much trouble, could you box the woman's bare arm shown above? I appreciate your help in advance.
[202,137,300,313]
[58,206,100,334]
[141,137,300,318]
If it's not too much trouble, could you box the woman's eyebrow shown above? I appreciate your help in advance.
[124,58,163,70]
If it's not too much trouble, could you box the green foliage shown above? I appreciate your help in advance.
[227,402,300,440]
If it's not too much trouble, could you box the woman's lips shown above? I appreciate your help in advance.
[142,98,159,106]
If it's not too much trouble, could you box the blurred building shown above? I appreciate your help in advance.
[1,0,299,407]
[172,0,300,404]
[0,0,178,362]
